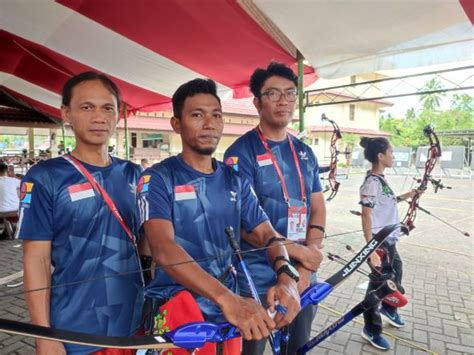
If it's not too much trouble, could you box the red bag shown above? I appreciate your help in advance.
[155,291,241,355]
[383,289,408,308]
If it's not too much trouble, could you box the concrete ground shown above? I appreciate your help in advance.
[0,174,472,354]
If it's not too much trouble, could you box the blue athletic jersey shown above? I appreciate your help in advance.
[224,129,322,294]
[17,157,144,354]
[137,155,268,323]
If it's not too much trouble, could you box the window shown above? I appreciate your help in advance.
[349,104,355,121]
[313,138,319,146]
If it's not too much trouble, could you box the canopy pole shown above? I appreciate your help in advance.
[124,104,130,160]
[297,51,305,133]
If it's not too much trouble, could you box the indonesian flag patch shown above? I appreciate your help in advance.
[257,152,272,167]
[68,182,95,202]
[174,185,197,201]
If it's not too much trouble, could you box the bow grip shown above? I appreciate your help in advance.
[167,321,238,349]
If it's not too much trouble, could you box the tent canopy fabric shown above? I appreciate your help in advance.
[0,0,314,121]
[254,0,473,79]
[1,0,472,124]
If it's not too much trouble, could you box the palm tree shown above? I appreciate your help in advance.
[419,78,446,111]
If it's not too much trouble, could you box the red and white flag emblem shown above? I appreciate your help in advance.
[257,153,272,167]
[174,185,196,201]
[68,182,95,202]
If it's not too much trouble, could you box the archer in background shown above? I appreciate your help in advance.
[357,137,423,351]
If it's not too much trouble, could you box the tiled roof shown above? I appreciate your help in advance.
[309,125,391,136]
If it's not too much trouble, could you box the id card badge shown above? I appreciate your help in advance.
[287,205,307,242]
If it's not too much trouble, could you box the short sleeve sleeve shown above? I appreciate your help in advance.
[136,169,172,227]
[359,177,381,208]
[17,175,54,241]
[239,177,268,232]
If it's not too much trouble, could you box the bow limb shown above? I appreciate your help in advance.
[321,114,342,201]
[299,223,403,310]
[0,318,239,350]
[401,125,440,231]
[297,280,397,354]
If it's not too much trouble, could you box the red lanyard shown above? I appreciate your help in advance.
[63,155,137,247]
[255,127,306,204]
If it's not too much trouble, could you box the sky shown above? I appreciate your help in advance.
[378,60,474,118]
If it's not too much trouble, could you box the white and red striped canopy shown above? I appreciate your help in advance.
[1,0,472,123]
[0,0,315,120]
[255,0,473,78]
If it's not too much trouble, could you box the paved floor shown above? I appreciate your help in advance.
[0,174,472,354]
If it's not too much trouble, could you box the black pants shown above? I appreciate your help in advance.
[363,242,404,334]
[241,294,317,355]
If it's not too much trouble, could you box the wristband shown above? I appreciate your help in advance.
[272,255,290,269]
[309,225,325,234]
[265,236,286,248]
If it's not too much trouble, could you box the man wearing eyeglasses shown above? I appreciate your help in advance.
[224,62,326,354]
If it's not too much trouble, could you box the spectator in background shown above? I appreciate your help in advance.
[0,162,20,213]
[140,158,151,172]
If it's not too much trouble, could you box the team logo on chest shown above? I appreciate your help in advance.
[298,151,308,160]
[230,191,237,202]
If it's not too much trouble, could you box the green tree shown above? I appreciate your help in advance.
[419,78,446,111]
[405,108,416,120]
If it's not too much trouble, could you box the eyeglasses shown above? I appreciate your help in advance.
[260,89,298,102]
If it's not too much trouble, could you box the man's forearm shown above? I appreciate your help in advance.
[24,254,51,327]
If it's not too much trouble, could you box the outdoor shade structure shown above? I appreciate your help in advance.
[0,0,472,125]
[0,0,315,122]
[254,0,473,79]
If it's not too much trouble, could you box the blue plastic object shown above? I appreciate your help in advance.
[167,321,239,349]
[300,282,333,310]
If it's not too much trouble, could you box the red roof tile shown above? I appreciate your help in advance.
[309,125,391,137]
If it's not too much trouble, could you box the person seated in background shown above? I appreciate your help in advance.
[140,158,151,171]
[0,162,20,213]
[0,162,20,238]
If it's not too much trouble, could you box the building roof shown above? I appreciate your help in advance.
[221,98,259,116]
[119,116,257,136]
[307,90,394,107]
[309,124,391,137]
[119,116,298,136]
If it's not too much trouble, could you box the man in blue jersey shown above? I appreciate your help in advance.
[137,79,303,354]
[17,72,144,355]
[224,62,326,354]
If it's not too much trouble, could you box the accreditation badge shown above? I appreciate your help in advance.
[287,205,307,242]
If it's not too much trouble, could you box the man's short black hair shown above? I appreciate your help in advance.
[62,71,121,108]
[0,163,8,175]
[249,62,298,97]
[172,79,221,118]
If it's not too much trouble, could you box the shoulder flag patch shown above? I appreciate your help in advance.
[225,156,239,172]
[137,175,151,193]
[257,153,272,167]
[68,182,95,202]
[174,185,196,201]
[19,182,34,204]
